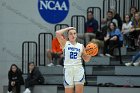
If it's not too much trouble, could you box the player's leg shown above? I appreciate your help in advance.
[46,49,52,61]
[65,87,74,93]
[64,67,74,93]
[75,84,84,93]
[74,66,85,93]
[46,49,54,66]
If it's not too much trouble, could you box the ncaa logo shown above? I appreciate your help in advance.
[38,0,69,24]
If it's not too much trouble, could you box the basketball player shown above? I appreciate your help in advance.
[56,27,92,93]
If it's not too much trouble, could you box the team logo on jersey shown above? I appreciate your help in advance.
[38,0,69,24]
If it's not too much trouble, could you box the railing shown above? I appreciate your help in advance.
[103,0,140,20]
[103,0,117,18]
[22,41,37,74]
[38,33,53,66]
[55,24,69,31]
[71,15,86,33]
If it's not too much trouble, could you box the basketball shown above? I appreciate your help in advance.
[85,43,98,56]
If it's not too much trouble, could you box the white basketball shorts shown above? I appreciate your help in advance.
[63,65,85,88]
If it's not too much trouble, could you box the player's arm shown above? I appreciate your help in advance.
[56,27,75,49]
[82,46,92,62]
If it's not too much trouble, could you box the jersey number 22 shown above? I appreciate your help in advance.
[70,52,78,59]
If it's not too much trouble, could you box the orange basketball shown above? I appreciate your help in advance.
[85,43,98,56]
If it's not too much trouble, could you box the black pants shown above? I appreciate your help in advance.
[129,30,140,47]
[8,82,20,93]
[123,34,130,46]
[51,52,63,65]
[25,79,40,89]
[104,39,122,55]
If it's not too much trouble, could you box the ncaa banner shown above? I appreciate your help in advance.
[38,0,69,24]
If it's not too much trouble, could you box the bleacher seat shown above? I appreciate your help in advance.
[99,87,140,93]
[85,56,110,65]
[97,76,140,86]
[86,76,97,85]
[115,66,140,75]
[92,66,114,75]
[84,86,98,93]
[39,66,63,75]
[114,47,127,56]
[43,75,63,84]
[3,85,57,93]
[85,66,93,75]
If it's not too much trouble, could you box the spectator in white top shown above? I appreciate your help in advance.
[122,14,132,47]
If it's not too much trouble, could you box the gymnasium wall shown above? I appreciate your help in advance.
[0,0,103,92]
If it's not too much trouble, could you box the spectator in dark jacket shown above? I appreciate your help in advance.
[78,11,99,44]
[23,62,44,93]
[8,64,24,93]
[85,11,99,33]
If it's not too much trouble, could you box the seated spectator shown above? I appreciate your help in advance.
[46,36,63,66]
[130,12,140,48]
[125,51,140,66]
[110,8,123,30]
[23,62,44,93]
[131,12,140,31]
[7,64,24,93]
[78,11,98,44]
[130,6,138,21]
[103,22,123,57]
[101,10,119,39]
[101,10,118,28]
[122,14,132,48]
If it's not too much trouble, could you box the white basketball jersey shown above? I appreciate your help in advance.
[63,41,83,66]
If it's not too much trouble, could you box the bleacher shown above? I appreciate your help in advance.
[4,56,140,93]
[19,31,140,93]
[14,49,140,93]
[4,39,140,92]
